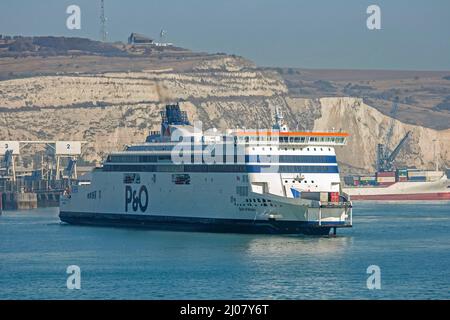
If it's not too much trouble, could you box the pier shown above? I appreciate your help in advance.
[0,140,89,211]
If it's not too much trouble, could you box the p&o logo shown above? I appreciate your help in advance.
[125,185,149,212]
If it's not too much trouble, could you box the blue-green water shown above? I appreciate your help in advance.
[0,203,449,300]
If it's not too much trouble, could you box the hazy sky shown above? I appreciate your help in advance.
[1,0,449,70]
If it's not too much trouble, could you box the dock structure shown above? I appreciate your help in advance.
[1,192,37,210]
[0,140,89,211]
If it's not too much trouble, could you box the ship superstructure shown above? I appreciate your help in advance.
[60,103,352,235]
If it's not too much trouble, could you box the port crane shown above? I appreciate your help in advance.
[376,99,411,172]
[1,150,15,181]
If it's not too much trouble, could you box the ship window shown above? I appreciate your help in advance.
[311,181,314,183]
[314,148,317,151]
[257,199,261,202]
[307,148,310,151]
[236,186,249,197]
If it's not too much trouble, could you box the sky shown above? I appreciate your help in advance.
[1,0,449,70]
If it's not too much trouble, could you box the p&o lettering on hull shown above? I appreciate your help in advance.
[125,185,149,212]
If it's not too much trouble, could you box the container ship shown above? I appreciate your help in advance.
[343,169,450,201]
[342,99,450,201]
[59,103,352,235]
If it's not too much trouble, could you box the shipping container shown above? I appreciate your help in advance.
[320,192,329,202]
[344,175,360,186]
[425,171,444,178]
[377,171,396,177]
[397,169,408,177]
[408,176,427,182]
[377,177,396,183]
[360,176,376,181]
[330,192,340,203]
[359,180,378,186]
[344,176,355,185]
[407,171,427,177]
[398,177,408,182]
[301,192,321,201]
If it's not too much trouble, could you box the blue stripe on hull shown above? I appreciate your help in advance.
[59,211,339,236]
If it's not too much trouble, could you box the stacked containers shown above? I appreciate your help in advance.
[344,176,358,186]
[359,176,377,186]
[407,170,427,182]
[377,171,396,185]
[397,169,408,182]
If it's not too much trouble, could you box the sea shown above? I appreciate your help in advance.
[0,202,449,300]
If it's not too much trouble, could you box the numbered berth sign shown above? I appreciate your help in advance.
[0,141,20,155]
[55,141,81,155]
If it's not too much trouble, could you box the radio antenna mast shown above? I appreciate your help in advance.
[100,0,107,42]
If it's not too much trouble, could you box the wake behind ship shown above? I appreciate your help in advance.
[60,103,352,235]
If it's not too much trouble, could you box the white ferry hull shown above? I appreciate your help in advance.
[60,172,351,235]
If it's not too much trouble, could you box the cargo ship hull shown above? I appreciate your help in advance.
[349,192,450,201]
[344,175,450,201]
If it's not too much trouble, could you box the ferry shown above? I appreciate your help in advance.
[60,103,352,235]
